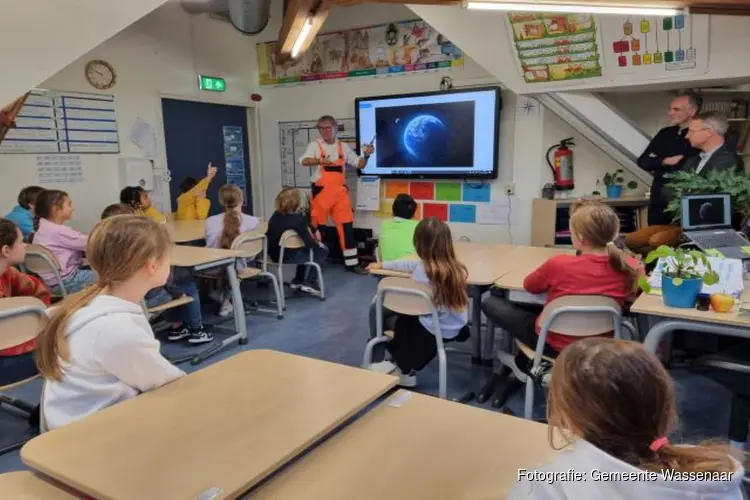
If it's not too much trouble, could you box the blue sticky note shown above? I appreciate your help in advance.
[449,204,476,223]
[462,183,491,202]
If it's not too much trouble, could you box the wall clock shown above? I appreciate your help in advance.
[85,59,116,90]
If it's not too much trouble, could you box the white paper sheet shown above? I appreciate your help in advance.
[128,117,157,158]
[36,154,83,184]
[355,176,380,211]
[476,197,515,225]
[648,256,745,298]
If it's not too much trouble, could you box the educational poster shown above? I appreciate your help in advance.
[36,154,83,184]
[506,12,603,83]
[600,14,709,80]
[278,118,356,189]
[223,126,248,207]
[257,20,463,87]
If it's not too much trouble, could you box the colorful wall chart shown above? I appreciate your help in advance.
[600,14,709,79]
[506,12,603,83]
[375,180,508,225]
[257,20,463,87]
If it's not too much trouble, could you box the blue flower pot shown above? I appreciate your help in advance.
[662,276,703,308]
[606,184,623,198]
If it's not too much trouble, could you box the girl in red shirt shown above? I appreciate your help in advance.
[481,200,643,406]
[0,218,51,386]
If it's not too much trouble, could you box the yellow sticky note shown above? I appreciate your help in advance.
[376,200,393,218]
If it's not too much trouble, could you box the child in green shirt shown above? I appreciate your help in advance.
[378,194,418,261]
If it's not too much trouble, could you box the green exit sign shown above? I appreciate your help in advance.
[199,75,226,92]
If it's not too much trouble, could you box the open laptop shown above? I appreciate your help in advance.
[681,193,749,260]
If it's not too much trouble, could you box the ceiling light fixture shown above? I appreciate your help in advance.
[465,2,682,16]
[291,18,314,59]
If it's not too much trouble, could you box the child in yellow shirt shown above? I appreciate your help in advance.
[177,163,218,220]
[120,186,165,223]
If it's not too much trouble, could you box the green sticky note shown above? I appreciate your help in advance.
[743,246,750,255]
[435,183,462,202]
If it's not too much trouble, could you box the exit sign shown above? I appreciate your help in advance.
[199,75,226,92]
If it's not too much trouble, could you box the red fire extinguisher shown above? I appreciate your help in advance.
[546,138,575,191]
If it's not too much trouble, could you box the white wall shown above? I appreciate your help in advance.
[0,2,259,231]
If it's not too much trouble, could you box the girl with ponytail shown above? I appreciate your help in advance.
[510,338,743,499]
[204,184,259,315]
[38,215,184,430]
[481,200,644,406]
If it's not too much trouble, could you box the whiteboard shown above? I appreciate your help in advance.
[0,89,119,154]
[279,118,356,188]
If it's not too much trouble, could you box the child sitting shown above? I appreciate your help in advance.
[509,338,744,499]
[379,193,418,262]
[205,184,260,316]
[481,200,643,406]
[266,187,328,294]
[367,217,469,387]
[31,190,95,294]
[120,186,165,223]
[5,185,44,239]
[0,218,51,386]
[101,207,211,344]
[177,162,217,220]
[38,215,185,430]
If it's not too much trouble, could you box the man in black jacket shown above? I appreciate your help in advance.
[684,111,744,175]
[625,93,701,253]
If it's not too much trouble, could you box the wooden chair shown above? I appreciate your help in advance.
[495,295,623,419]
[0,297,47,451]
[231,231,283,319]
[23,245,67,298]
[362,277,449,399]
[267,230,326,309]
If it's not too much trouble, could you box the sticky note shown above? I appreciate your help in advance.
[410,181,435,200]
[449,204,477,223]
[375,200,393,218]
[462,183,491,202]
[435,183,462,201]
[422,203,448,221]
[385,180,409,199]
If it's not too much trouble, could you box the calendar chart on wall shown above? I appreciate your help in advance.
[0,89,119,154]
[279,118,356,188]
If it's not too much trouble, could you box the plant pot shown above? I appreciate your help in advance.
[661,276,702,308]
[606,184,623,198]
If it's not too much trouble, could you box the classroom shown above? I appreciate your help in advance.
[3,0,750,498]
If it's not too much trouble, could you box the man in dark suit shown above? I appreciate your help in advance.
[684,111,744,175]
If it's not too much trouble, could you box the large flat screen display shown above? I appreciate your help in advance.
[355,87,501,179]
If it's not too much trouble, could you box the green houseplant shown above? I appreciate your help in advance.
[601,169,638,199]
[639,245,719,308]
[664,168,750,226]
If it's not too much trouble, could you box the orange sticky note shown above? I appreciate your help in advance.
[385,180,410,199]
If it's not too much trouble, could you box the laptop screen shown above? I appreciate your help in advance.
[681,193,732,230]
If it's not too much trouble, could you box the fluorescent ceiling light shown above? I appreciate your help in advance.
[465,2,682,16]
[291,18,314,59]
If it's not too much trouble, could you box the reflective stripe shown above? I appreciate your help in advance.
[343,248,358,257]
[345,257,359,266]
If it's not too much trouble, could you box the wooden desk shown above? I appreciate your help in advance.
[166,219,206,243]
[22,350,398,500]
[170,244,238,269]
[0,472,77,499]
[632,282,750,356]
[249,391,557,499]
[493,246,574,291]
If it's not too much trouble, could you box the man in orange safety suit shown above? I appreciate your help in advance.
[300,115,374,274]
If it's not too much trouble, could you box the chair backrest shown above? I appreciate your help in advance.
[538,295,622,337]
[231,231,265,259]
[24,244,63,277]
[377,277,434,316]
[0,296,48,351]
[280,230,305,249]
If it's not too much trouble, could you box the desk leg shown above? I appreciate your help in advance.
[191,264,248,365]
[469,285,483,365]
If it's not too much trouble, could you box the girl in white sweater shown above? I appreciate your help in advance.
[37,215,184,430]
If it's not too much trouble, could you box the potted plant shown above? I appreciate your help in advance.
[601,169,638,199]
[664,168,750,228]
[639,245,719,308]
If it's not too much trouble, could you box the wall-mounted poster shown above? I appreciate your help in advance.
[256,19,463,87]
[506,12,603,83]
[600,14,709,80]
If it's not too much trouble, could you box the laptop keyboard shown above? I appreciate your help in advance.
[691,232,748,249]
